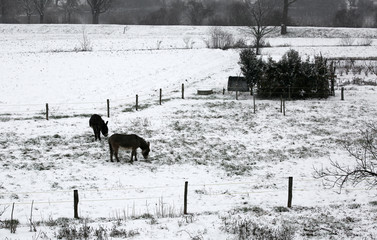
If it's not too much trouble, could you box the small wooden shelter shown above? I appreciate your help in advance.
[227,76,249,92]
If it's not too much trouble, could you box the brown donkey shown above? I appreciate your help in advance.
[108,134,150,163]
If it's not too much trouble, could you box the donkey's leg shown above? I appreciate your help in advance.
[93,128,97,141]
[130,149,135,164]
[114,148,120,162]
[109,142,113,162]
[97,128,101,141]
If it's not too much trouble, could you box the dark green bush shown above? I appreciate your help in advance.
[239,49,331,99]
[238,48,264,93]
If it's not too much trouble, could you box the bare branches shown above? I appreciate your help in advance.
[86,0,111,14]
[0,205,10,228]
[0,205,9,217]
[86,0,111,24]
[18,0,34,23]
[288,0,298,6]
[32,0,50,23]
[32,0,49,15]
[59,0,79,23]
[314,124,377,191]
[366,62,377,76]
[243,0,278,55]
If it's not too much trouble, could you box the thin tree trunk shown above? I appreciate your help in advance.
[92,12,99,24]
[1,0,6,23]
[256,38,260,55]
[39,14,44,23]
[281,0,289,35]
[27,14,31,23]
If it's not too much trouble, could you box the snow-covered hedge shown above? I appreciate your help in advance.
[239,49,331,99]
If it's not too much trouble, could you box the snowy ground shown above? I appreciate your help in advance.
[0,25,377,239]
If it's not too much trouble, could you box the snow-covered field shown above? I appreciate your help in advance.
[0,24,377,239]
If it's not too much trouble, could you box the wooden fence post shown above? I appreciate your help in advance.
[136,95,139,111]
[29,200,35,232]
[283,99,286,116]
[159,89,162,105]
[184,181,188,215]
[107,99,110,118]
[280,96,283,113]
[182,84,185,99]
[331,62,336,96]
[10,202,15,233]
[287,177,293,208]
[223,88,225,95]
[74,190,79,219]
[253,94,256,114]
[236,91,238,100]
[46,103,49,120]
[341,87,344,101]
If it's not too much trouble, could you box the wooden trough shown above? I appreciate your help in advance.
[197,89,213,95]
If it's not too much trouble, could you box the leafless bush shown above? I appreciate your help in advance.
[366,61,377,76]
[0,205,9,218]
[179,230,204,240]
[233,38,248,48]
[183,36,195,49]
[206,27,234,49]
[357,38,373,46]
[1,219,19,233]
[339,37,373,47]
[74,27,93,52]
[339,37,355,46]
[156,40,163,50]
[314,123,377,191]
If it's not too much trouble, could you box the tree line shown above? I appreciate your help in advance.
[1,0,377,28]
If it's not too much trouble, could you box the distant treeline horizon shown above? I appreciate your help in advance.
[1,0,377,28]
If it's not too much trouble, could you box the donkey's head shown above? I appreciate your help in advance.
[101,121,109,137]
[141,142,150,159]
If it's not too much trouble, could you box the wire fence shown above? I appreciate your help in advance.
[0,84,186,119]
[1,177,376,221]
[0,82,347,121]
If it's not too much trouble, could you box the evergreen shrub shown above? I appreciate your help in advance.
[239,49,331,99]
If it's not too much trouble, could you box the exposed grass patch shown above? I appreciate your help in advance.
[50,113,93,119]
[0,219,20,233]
[232,206,267,216]
[221,161,255,176]
[273,206,290,213]
[221,214,295,240]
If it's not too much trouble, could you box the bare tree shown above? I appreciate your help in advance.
[366,62,377,79]
[59,0,79,23]
[167,0,186,25]
[19,0,34,23]
[314,123,377,191]
[87,0,111,24]
[281,0,298,34]
[1,0,18,23]
[186,0,212,25]
[244,0,278,55]
[0,0,5,23]
[33,0,50,23]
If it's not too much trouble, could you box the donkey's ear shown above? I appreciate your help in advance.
[105,121,108,125]
[147,141,150,147]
